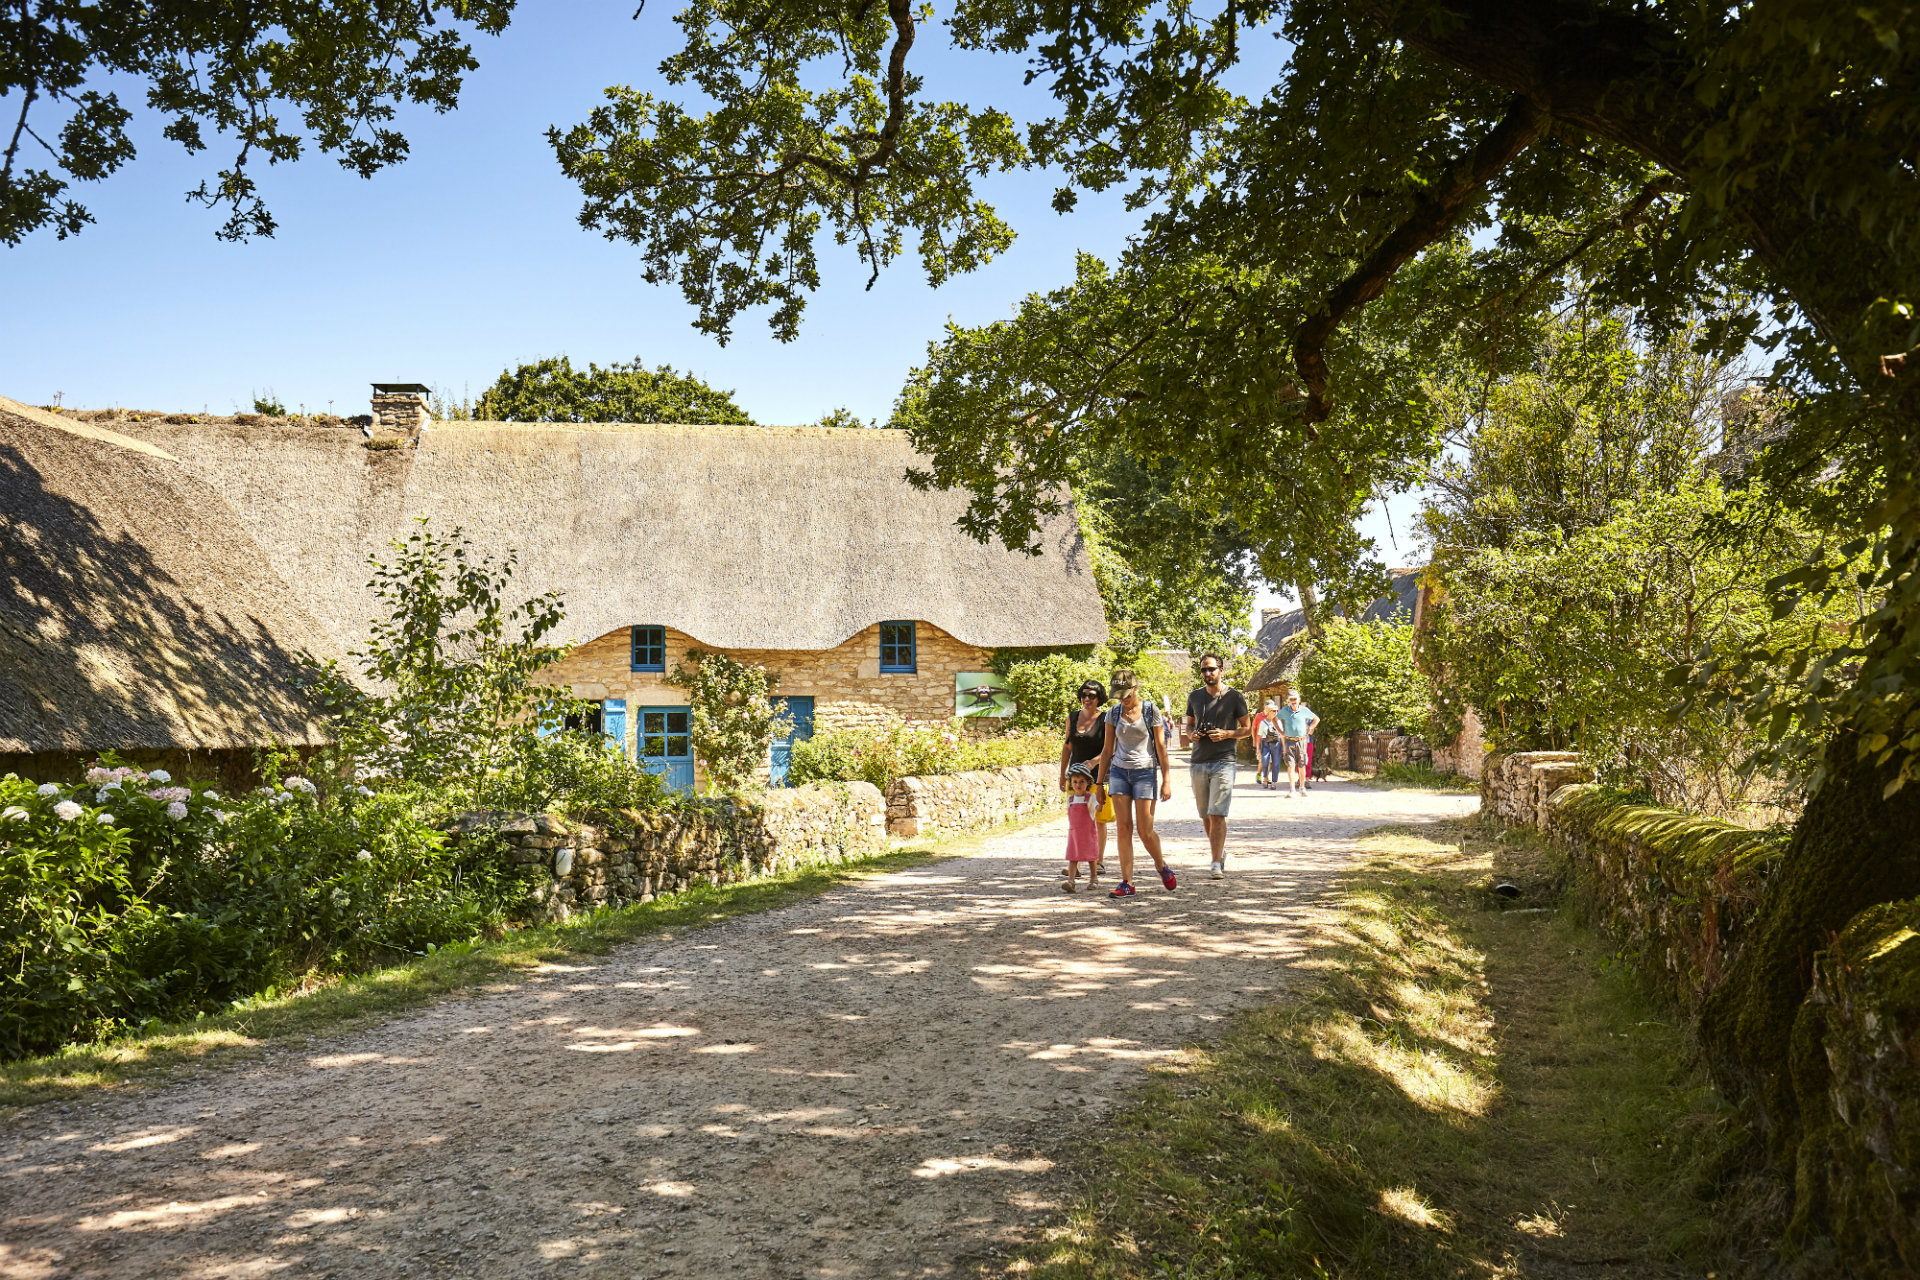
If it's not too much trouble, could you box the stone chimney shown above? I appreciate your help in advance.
[370,383,431,436]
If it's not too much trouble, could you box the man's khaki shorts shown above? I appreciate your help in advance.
[1281,738,1309,767]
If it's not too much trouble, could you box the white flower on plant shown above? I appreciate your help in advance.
[356,786,374,797]
[53,800,83,821]
[213,809,233,823]
[166,802,189,821]
[36,782,59,797]
[148,769,172,783]
[283,776,317,795]
[97,813,115,825]
[355,849,373,862]
[85,767,113,784]
[2,806,28,822]
[202,790,219,801]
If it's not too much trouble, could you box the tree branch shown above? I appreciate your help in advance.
[1293,94,1548,425]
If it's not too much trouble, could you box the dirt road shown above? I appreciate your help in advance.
[1,770,1475,1280]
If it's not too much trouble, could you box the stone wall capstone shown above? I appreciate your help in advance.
[451,781,885,922]
[886,762,1061,838]
[1479,750,1590,827]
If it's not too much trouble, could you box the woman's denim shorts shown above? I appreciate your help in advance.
[1107,764,1158,800]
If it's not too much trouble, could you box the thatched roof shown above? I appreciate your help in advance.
[1246,629,1311,692]
[0,397,338,754]
[1249,567,1424,659]
[111,418,1108,653]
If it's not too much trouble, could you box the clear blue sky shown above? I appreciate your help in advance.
[0,3,1418,627]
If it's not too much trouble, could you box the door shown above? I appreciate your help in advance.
[601,699,627,758]
[638,706,695,793]
[769,696,815,787]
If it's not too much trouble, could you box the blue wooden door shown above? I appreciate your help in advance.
[638,706,695,793]
[602,699,627,758]
[769,696,815,787]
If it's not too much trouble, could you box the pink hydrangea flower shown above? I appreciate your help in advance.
[166,802,189,821]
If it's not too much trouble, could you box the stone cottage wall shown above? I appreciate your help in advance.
[451,781,886,922]
[545,621,993,747]
[884,762,1061,838]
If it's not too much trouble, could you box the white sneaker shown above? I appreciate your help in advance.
[1210,862,1225,880]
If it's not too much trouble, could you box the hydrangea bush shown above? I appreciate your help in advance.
[786,721,1058,792]
[0,757,525,1059]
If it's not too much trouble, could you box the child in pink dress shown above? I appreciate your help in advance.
[1063,763,1100,892]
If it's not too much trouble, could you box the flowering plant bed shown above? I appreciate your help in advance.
[0,757,522,1060]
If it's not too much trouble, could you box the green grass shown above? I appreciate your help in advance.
[1022,819,1758,1279]
[1346,761,1482,792]
[1,818,1034,1113]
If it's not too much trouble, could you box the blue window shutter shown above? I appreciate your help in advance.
[602,699,627,757]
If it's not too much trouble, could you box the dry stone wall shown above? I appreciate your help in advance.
[1479,750,1592,827]
[1796,898,1920,1274]
[886,762,1060,838]
[451,782,885,922]
[1494,773,1920,1271]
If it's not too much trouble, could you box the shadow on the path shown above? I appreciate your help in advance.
[0,783,1472,1280]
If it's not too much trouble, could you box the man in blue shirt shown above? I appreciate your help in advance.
[1276,689,1319,798]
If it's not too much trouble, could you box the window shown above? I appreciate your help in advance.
[630,625,666,672]
[879,620,916,673]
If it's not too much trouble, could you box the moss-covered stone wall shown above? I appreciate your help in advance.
[1500,779,1919,1270]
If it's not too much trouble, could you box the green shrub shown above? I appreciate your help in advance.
[0,762,529,1060]
[477,731,672,816]
[788,722,1057,792]
[667,650,789,794]
[1002,652,1111,730]
[1298,618,1433,737]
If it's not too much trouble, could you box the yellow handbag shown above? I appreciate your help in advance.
[1095,787,1116,823]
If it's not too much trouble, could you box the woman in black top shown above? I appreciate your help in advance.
[1059,679,1110,876]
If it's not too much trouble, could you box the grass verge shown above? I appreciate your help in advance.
[1,816,1037,1113]
[1343,762,1482,793]
[1019,817,1753,1279]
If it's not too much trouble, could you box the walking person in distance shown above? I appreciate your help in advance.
[1184,655,1250,879]
[1095,670,1177,898]
[1277,688,1319,798]
[1257,698,1284,789]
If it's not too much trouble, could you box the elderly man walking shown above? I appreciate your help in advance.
[1183,654,1250,880]
[1277,689,1319,798]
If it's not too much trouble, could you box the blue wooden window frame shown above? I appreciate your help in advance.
[879,621,916,673]
[630,625,666,672]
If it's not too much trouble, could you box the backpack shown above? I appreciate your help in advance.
[1107,701,1163,733]
[1259,715,1281,741]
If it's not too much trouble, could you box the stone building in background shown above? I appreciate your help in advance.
[103,386,1107,790]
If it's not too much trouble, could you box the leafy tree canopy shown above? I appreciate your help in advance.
[552,0,1920,799]
[480,356,753,424]
[3,0,516,245]
[1298,617,1432,739]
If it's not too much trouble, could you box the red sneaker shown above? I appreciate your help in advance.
[1158,866,1178,891]
[1109,881,1137,898]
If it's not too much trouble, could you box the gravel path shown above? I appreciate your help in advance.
[1,769,1475,1280]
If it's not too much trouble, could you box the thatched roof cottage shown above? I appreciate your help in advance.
[0,397,339,781]
[111,388,1106,790]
